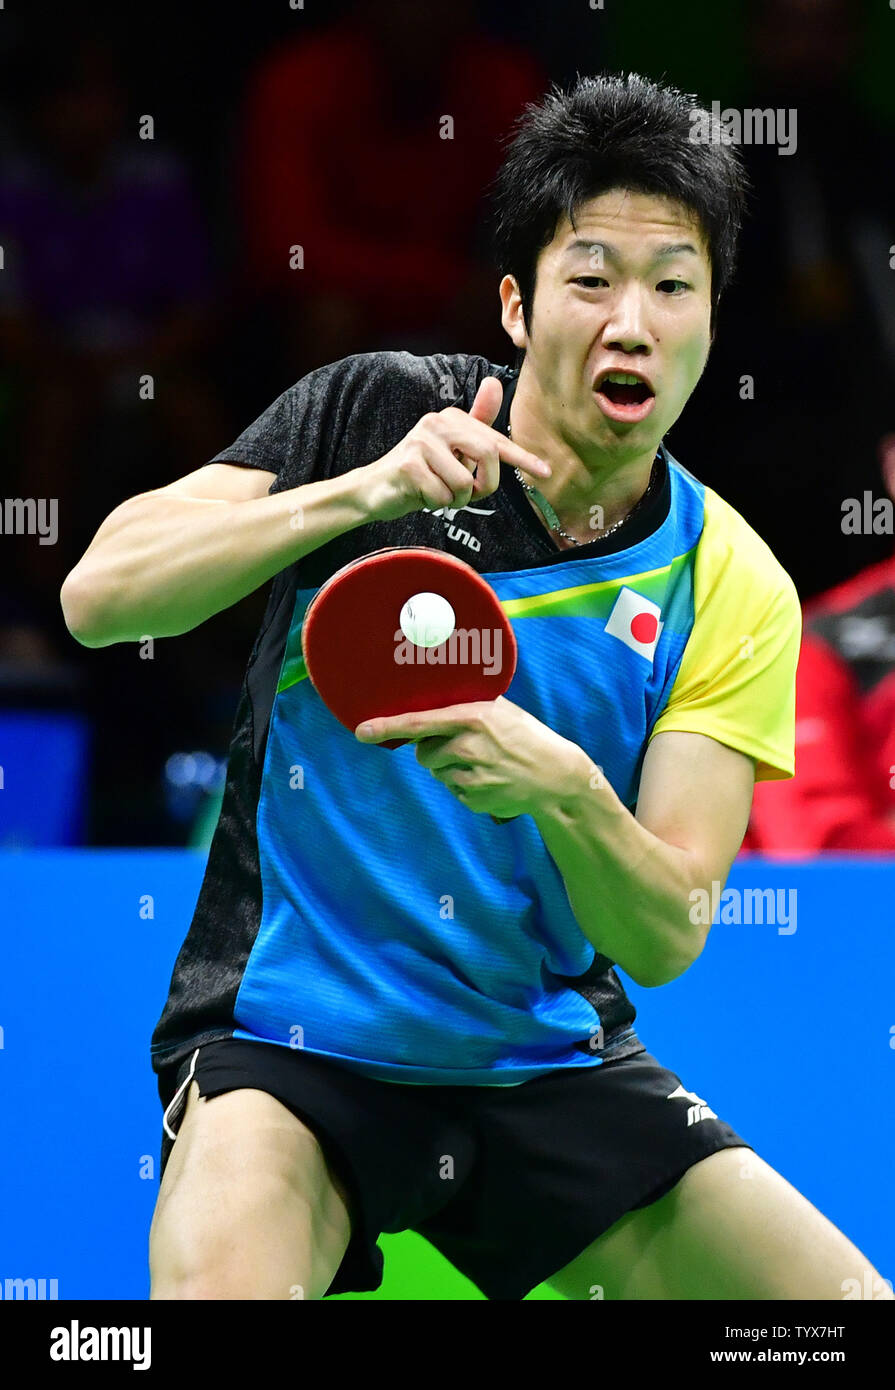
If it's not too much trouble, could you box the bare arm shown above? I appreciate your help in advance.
[354,700,755,989]
[529,730,756,987]
[59,463,374,646]
[59,375,550,648]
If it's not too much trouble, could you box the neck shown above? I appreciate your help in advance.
[509,364,658,536]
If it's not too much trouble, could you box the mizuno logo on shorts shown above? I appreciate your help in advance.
[666,1083,718,1126]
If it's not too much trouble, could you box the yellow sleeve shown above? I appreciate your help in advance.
[648,487,802,781]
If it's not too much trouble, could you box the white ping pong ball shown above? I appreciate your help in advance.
[399,591,456,648]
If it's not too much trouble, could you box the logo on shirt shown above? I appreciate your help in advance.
[666,1083,718,1127]
[422,502,496,554]
[423,503,497,521]
[604,587,664,661]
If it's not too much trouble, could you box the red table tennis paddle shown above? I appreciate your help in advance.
[300,546,517,756]
[302,542,519,817]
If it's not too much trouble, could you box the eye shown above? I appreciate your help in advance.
[572,276,608,288]
[657,279,690,294]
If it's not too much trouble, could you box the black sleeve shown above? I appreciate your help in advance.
[206,359,349,492]
[207,349,484,497]
[207,385,296,482]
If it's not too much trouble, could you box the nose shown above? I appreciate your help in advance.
[602,284,652,355]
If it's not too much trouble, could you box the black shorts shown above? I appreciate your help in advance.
[158,1037,752,1301]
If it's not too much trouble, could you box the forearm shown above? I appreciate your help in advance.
[61,471,371,645]
[531,753,708,988]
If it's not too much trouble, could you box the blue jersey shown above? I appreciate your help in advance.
[151,352,800,1094]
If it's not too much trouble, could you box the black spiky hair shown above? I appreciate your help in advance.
[487,71,750,364]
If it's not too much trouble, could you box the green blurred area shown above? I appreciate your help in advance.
[609,0,894,122]
[187,787,224,849]
[329,1231,564,1300]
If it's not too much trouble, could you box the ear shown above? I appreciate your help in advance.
[499,274,527,353]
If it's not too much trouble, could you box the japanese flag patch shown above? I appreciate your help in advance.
[604,587,664,661]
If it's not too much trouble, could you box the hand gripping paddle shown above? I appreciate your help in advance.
[300,546,517,751]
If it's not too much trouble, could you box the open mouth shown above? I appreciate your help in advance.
[594,371,656,422]
[598,375,654,407]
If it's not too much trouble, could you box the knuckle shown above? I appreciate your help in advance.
[400,439,424,467]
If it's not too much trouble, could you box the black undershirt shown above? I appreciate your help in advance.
[494,369,671,562]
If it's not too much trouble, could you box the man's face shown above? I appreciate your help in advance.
[502,189,713,463]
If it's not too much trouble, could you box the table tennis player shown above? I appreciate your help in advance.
[61,72,893,1302]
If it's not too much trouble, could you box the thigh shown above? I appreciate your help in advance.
[548,1147,895,1301]
[149,1080,353,1301]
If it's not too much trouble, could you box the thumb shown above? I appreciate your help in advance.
[466,375,504,428]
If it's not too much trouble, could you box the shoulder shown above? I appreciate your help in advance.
[695,482,800,618]
[283,349,506,409]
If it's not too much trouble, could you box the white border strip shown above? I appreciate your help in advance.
[162,1047,201,1141]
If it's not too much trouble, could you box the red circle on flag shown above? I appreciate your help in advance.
[630,612,658,644]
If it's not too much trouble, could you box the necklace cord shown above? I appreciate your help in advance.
[508,420,660,546]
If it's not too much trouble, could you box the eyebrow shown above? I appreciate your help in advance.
[562,238,702,262]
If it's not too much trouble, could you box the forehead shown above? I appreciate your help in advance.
[543,188,709,264]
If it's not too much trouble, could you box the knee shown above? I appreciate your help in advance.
[149,1238,305,1301]
[148,1171,321,1300]
[150,1271,292,1300]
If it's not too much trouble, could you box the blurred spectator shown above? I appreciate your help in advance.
[0,30,227,615]
[234,0,546,375]
[745,434,895,852]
